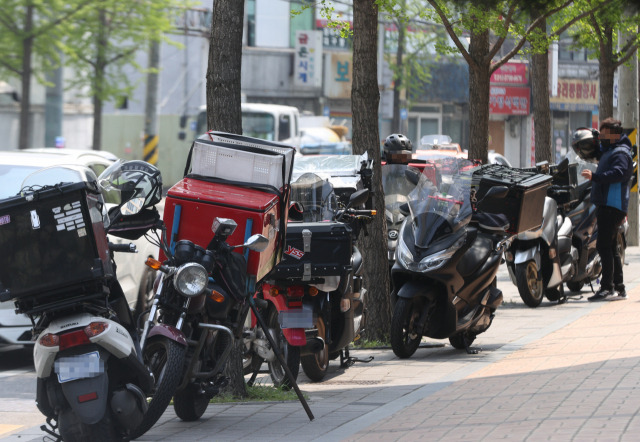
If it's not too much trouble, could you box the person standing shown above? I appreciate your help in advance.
[578,118,633,301]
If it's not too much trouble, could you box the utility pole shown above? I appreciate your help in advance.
[144,40,160,165]
[618,23,639,246]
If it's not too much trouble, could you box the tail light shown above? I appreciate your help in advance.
[59,330,91,351]
[39,334,60,347]
[286,285,305,308]
[42,321,110,351]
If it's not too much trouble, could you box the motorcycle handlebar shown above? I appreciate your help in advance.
[109,242,138,253]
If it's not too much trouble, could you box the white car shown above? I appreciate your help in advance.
[0,149,160,345]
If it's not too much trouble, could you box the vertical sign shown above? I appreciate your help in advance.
[531,116,536,166]
[294,30,323,88]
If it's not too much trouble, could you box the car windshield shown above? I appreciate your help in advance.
[242,111,275,141]
[0,164,41,199]
[406,158,476,248]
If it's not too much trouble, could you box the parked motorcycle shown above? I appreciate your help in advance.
[504,158,580,306]
[0,160,162,441]
[390,159,535,357]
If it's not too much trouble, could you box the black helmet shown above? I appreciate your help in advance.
[571,127,600,162]
[99,160,163,208]
[384,133,413,154]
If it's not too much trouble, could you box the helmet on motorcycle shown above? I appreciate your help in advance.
[383,134,413,164]
[99,160,163,208]
[571,127,600,162]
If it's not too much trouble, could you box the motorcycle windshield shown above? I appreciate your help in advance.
[382,164,421,225]
[407,158,476,248]
[290,172,337,222]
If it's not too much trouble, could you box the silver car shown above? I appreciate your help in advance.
[0,149,160,345]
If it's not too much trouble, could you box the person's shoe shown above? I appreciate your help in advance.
[588,288,614,302]
[615,284,627,299]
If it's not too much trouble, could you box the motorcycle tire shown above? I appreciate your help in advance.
[135,266,156,324]
[243,351,264,376]
[448,332,476,350]
[130,337,186,439]
[515,261,544,308]
[301,316,329,382]
[58,408,121,442]
[173,383,210,421]
[566,280,584,293]
[390,297,422,359]
[266,307,300,389]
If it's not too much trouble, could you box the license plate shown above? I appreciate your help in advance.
[55,351,103,384]
[279,305,314,329]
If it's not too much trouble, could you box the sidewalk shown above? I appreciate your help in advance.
[346,287,640,441]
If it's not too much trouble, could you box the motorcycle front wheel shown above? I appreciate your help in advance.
[173,383,210,421]
[267,307,300,389]
[131,337,186,439]
[390,297,422,359]
[515,260,544,307]
[448,331,476,350]
[301,315,329,382]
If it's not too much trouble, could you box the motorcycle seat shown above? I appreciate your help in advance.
[472,212,509,232]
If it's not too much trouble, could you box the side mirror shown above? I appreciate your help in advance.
[555,157,569,174]
[244,234,269,252]
[288,202,304,221]
[119,197,146,216]
[347,188,369,208]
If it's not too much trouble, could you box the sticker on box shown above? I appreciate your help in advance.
[284,245,304,260]
[0,215,9,226]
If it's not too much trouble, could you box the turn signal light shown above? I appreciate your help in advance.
[145,257,162,270]
[39,333,60,347]
[59,330,91,351]
[309,287,319,296]
[269,287,280,297]
[371,210,377,216]
[209,290,225,303]
[84,322,109,338]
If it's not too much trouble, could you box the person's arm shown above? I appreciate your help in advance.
[591,152,631,184]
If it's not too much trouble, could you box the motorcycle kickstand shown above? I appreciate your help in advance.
[339,347,374,368]
[247,365,261,387]
[40,417,62,442]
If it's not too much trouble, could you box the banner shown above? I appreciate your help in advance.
[490,62,528,85]
[294,30,323,89]
[490,86,530,115]
[549,78,599,111]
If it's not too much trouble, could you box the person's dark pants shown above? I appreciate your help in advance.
[596,206,626,290]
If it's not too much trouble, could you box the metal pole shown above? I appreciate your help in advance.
[144,40,160,165]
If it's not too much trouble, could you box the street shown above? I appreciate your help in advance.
[1,248,639,441]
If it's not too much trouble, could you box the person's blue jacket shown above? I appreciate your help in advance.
[591,134,634,213]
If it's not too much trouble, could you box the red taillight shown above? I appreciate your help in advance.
[84,322,109,338]
[77,392,98,403]
[59,330,91,351]
[39,333,60,347]
[287,286,305,298]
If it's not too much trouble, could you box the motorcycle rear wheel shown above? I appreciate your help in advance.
[515,261,544,307]
[131,337,186,439]
[448,332,476,350]
[266,307,300,389]
[173,383,210,421]
[58,408,121,442]
[301,316,329,382]
[390,297,422,359]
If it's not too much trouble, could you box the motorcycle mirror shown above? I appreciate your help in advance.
[555,157,569,175]
[288,201,304,221]
[119,197,146,216]
[405,168,421,185]
[243,234,269,252]
[347,188,369,208]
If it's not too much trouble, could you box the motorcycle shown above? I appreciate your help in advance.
[504,158,580,306]
[245,154,375,383]
[390,158,519,357]
[0,160,162,441]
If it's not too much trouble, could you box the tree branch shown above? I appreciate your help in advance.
[486,1,518,61]
[0,59,23,76]
[426,0,474,68]
[614,42,639,69]
[549,0,610,38]
[0,10,20,34]
[31,0,94,39]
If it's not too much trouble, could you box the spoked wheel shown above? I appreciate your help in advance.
[130,337,186,439]
[301,316,329,382]
[390,297,422,359]
[448,331,476,350]
[266,307,300,389]
[173,383,210,421]
[515,260,544,307]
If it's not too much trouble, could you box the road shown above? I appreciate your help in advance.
[0,248,638,441]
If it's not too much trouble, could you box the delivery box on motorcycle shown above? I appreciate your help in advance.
[269,222,353,284]
[0,182,113,306]
[472,164,552,234]
[162,134,296,284]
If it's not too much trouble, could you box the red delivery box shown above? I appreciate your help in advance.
[162,133,296,284]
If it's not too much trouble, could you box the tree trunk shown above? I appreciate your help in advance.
[391,4,405,134]
[531,16,552,163]
[207,0,247,398]
[599,25,615,120]
[207,0,244,135]
[467,28,490,164]
[18,4,34,150]
[352,0,390,341]
[92,8,108,151]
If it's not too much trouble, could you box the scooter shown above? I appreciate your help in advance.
[0,160,161,441]
[390,159,545,357]
[504,159,580,306]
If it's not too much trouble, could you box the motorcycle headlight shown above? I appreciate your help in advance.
[173,263,208,297]
[399,229,466,273]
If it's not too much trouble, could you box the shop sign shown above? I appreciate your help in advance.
[294,30,323,89]
[324,52,353,99]
[490,62,528,85]
[490,86,530,115]
[549,78,599,111]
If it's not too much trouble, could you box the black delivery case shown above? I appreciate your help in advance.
[472,164,552,234]
[269,222,352,283]
[0,182,113,304]
[549,162,579,205]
